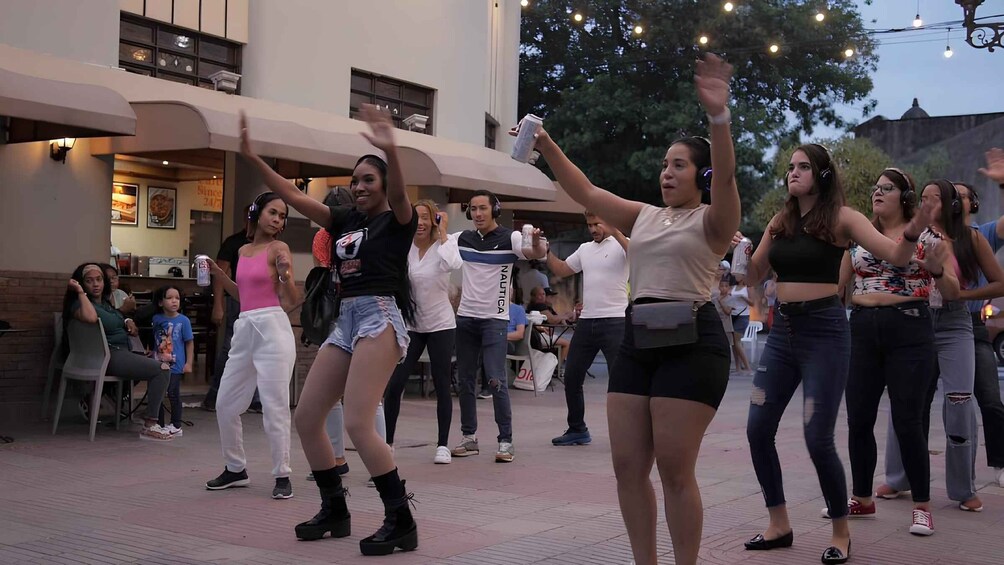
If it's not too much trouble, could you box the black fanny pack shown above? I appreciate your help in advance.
[630,301,700,349]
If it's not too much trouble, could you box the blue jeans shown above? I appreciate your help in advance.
[563,317,624,432]
[456,316,511,442]
[158,373,184,427]
[747,296,850,519]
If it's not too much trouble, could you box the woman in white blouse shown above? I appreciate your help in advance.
[383,199,462,464]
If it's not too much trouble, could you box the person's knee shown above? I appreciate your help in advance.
[612,454,651,483]
[656,460,695,495]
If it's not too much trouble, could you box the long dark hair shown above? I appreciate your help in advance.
[770,144,845,243]
[928,179,979,285]
[871,168,917,233]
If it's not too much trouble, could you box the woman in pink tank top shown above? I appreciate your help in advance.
[203,192,302,501]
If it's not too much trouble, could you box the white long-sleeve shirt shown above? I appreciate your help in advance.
[408,235,462,333]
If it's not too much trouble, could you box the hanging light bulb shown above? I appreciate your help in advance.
[769,43,780,54]
[723,2,734,13]
[815,12,825,22]
[944,27,953,58]
[573,12,583,22]
[844,47,855,58]
[699,35,709,45]
[634,25,644,35]
[520,0,528,6]
[913,0,922,27]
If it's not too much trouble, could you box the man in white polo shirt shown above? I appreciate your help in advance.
[545,211,628,446]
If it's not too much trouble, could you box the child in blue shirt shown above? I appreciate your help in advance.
[152,285,194,437]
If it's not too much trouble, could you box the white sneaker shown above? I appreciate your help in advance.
[995,467,1004,488]
[909,509,934,536]
[434,446,452,464]
[163,424,183,437]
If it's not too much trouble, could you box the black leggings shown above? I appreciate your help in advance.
[384,329,456,447]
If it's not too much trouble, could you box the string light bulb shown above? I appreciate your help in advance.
[769,43,780,54]
[573,12,583,22]
[944,27,953,58]
[723,2,734,13]
[633,25,643,35]
[913,0,922,27]
[843,47,855,58]
[815,12,825,22]
[520,0,528,6]
[699,35,709,45]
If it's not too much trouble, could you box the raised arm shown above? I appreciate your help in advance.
[545,250,577,279]
[976,148,1004,240]
[359,104,412,225]
[745,224,776,287]
[207,257,239,301]
[68,280,98,324]
[530,130,643,234]
[921,238,961,301]
[695,54,740,253]
[239,112,331,227]
[841,203,936,267]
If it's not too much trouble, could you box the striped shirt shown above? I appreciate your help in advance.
[457,227,528,320]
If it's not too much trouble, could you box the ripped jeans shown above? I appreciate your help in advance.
[884,302,978,502]
[747,296,851,519]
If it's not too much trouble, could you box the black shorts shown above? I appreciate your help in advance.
[608,301,731,409]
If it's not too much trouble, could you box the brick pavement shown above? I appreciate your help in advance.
[3,365,1004,564]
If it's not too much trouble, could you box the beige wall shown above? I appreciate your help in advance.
[241,0,520,150]
[0,138,113,272]
[110,175,201,260]
[0,0,119,65]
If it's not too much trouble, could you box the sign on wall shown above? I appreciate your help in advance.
[192,178,223,212]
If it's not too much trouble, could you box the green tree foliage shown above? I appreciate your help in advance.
[752,136,894,231]
[519,0,878,229]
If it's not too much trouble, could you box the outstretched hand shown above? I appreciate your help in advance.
[695,53,733,116]
[909,197,941,236]
[978,147,1004,184]
[359,104,396,153]
[239,111,254,159]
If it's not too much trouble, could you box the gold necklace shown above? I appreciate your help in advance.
[661,207,689,227]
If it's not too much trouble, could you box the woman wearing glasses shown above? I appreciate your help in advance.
[839,169,957,537]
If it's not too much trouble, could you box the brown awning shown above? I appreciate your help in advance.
[0,67,136,143]
[0,43,555,201]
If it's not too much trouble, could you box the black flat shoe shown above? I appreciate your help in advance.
[744,531,794,550]
[821,539,851,564]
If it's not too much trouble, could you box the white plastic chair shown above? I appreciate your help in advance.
[41,312,65,419]
[506,320,537,396]
[51,319,134,441]
[741,320,764,366]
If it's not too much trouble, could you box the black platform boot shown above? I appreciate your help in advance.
[360,470,418,556]
[294,467,351,541]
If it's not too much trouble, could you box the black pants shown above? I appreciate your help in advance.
[562,317,623,433]
[846,303,936,502]
[972,315,1004,468]
[384,329,456,447]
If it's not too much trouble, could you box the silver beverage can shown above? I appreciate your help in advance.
[732,238,752,276]
[521,223,535,253]
[195,255,211,287]
[511,114,544,163]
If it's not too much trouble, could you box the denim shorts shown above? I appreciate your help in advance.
[323,295,410,360]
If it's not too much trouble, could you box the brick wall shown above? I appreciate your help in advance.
[0,270,68,424]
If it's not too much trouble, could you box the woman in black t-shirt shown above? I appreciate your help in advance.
[239,105,418,556]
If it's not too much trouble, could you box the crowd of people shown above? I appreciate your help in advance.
[59,52,1004,563]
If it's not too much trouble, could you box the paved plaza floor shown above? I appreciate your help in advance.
[3,365,1004,564]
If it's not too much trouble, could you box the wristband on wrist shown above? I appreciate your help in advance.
[708,107,731,125]
[278,274,288,284]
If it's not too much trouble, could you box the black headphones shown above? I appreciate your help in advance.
[949,184,964,217]
[248,191,288,230]
[884,167,917,209]
[809,143,834,188]
[970,187,980,214]
[693,136,713,192]
[466,191,502,220]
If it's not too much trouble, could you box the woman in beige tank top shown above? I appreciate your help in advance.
[522,54,740,565]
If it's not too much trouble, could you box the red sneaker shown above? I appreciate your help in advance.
[909,509,934,536]
[821,498,876,519]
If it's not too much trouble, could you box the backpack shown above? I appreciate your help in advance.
[300,266,339,346]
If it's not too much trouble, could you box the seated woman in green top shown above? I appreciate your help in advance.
[62,263,172,441]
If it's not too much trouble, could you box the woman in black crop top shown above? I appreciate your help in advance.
[739,145,937,562]
[239,105,419,556]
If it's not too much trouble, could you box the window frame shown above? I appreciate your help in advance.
[350,69,435,135]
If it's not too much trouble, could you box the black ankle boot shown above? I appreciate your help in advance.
[295,469,351,541]
[360,478,418,556]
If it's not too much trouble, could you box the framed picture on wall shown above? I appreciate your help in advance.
[111,182,139,225]
[147,186,177,229]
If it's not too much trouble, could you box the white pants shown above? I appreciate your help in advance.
[216,307,296,478]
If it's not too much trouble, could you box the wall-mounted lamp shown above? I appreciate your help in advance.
[402,114,429,132]
[50,137,75,163]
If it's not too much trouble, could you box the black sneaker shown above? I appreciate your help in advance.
[206,468,250,490]
[272,477,293,499]
[477,389,492,399]
[247,402,263,414]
